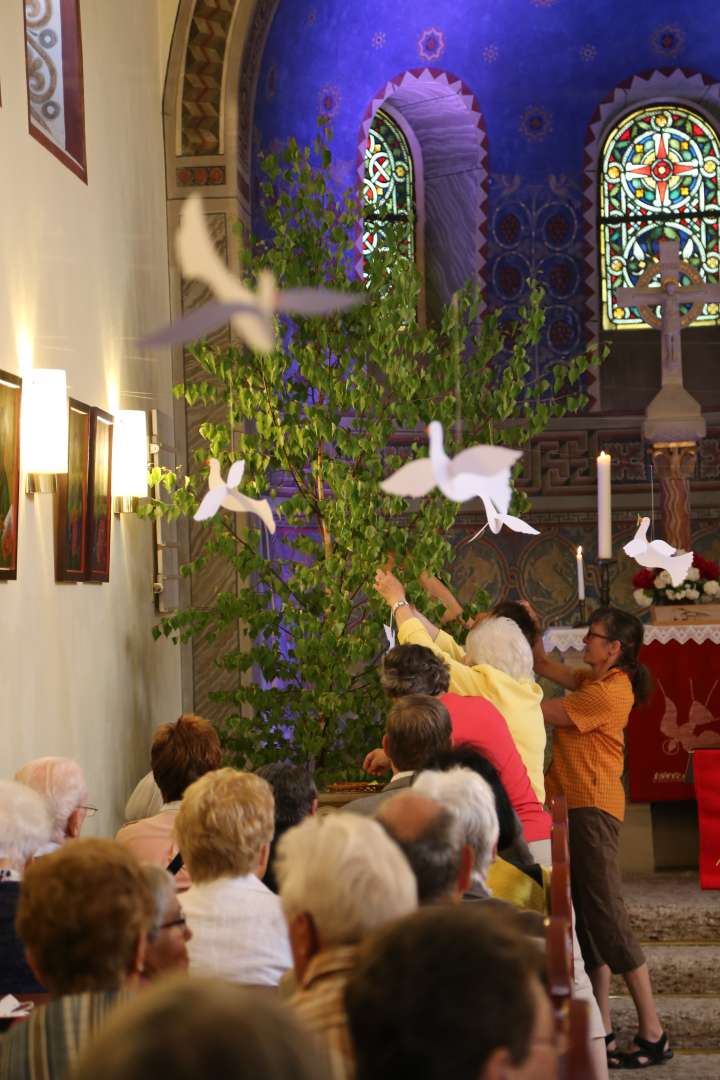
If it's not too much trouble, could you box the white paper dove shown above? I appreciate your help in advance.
[623,517,692,587]
[384,624,396,649]
[381,421,521,503]
[381,421,537,534]
[140,194,366,354]
[194,458,276,534]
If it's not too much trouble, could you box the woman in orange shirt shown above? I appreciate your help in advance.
[534,606,670,1071]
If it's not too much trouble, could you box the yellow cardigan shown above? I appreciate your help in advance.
[397,617,546,802]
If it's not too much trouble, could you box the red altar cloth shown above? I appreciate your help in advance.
[628,639,720,802]
[694,751,720,890]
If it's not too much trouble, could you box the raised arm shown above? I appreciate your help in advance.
[419,572,464,625]
[532,630,580,691]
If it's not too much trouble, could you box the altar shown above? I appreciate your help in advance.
[544,624,720,803]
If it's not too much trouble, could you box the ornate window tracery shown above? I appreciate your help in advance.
[599,104,720,329]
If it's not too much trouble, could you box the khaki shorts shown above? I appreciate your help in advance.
[568,807,645,975]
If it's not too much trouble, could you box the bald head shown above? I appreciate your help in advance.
[15,757,88,845]
[376,791,467,904]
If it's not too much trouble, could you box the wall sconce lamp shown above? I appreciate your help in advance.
[112,410,148,514]
[22,369,69,494]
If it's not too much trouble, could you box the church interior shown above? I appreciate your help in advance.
[1,0,719,1076]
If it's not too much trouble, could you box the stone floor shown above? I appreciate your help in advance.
[609,871,720,1072]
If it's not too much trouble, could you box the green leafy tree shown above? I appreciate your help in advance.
[143,119,602,781]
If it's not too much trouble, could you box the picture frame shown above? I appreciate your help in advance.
[55,398,91,582]
[0,370,22,581]
[86,407,113,583]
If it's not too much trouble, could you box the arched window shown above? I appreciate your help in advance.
[363,109,415,270]
[600,104,720,330]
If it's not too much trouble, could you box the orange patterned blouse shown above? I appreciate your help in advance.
[545,667,634,822]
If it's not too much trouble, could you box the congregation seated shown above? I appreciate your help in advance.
[72,977,331,1080]
[345,904,557,1080]
[14,757,91,854]
[175,768,292,985]
[116,714,222,891]
[140,865,192,979]
[0,838,153,1080]
[376,790,472,903]
[255,762,318,893]
[365,642,551,852]
[347,693,452,815]
[0,781,52,996]
[275,814,417,1077]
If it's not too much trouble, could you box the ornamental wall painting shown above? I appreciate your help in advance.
[24,0,87,182]
[363,110,415,265]
[600,105,720,331]
[0,372,22,581]
[55,399,90,582]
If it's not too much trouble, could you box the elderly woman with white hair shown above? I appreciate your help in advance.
[0,780,53,995]
[140,865,192,979]
[374,569,546,804]
[14,756,91,853]
[275,814,417,1080]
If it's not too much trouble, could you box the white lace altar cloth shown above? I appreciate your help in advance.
[545,625,720,652]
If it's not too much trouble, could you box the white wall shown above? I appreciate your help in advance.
[0,0,182,832]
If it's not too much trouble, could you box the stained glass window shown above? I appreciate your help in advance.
[600,105,720,329]
[363,110,415,270]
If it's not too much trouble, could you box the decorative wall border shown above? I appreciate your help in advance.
[582,68,720,410]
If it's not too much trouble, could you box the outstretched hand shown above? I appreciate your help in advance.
[374,568,406,607]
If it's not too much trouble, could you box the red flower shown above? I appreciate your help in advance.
[632,568,656,589]
[693,552,720,580]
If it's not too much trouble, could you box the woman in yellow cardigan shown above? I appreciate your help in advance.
[374,569,546,804]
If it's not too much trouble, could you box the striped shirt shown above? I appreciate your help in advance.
[0,990,130,1080]
[290,945,357,1080]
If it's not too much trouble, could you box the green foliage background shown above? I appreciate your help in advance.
[142,119,600,781]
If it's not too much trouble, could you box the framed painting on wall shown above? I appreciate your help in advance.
[0,370,22,581]
[55,398,90,582]
[86,408,113,582]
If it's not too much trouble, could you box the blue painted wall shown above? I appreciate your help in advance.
[253,1,720,380]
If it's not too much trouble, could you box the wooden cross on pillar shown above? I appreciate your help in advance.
[616,239,720,387]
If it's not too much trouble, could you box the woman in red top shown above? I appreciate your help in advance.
[364,642,551,856]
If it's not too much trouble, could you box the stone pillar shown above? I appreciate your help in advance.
[651,441,698,552]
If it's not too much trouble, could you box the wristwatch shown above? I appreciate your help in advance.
[391,599,410,617]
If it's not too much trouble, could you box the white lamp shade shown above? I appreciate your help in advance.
[21,369,69,474]
[112,410,148,497]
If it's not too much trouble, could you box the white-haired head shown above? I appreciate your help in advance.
[413,767,499,888]
[275,814,417,949]
[465,616,534,682]
[14,757,88,844]
[0,780,53,870]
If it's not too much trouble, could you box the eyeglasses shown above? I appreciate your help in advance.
[160,916,187,931]
[583,630,614,643]
[79,805,99,817]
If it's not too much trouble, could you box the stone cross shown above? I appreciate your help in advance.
[616,238,720,388]
[616,238,720,550]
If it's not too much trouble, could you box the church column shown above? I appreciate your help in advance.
[651,441,698,552]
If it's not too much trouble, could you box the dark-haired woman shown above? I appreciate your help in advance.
[534,606,671,1070]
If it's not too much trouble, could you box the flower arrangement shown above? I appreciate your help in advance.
[632,553,720,609]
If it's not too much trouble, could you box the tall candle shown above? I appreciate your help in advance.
[597,451,612,559]
[576,546,585,600]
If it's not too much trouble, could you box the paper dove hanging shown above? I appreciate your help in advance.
[139,194,366,354]
[381,421,537,535]
[195,458,276,534]
[622,517,692,587]
[383,624,396,650]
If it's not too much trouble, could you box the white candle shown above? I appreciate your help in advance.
[597,451,612,559]
[576,546,585,600]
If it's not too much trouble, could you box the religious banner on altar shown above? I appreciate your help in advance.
[628,635,720,802]
[545,626,720,803]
